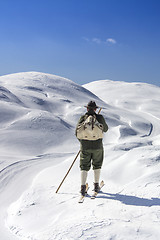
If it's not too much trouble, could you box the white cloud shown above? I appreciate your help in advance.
[82,37,101,44]
[92,38,101,44]
[106,38,116,44]
[82,37,90,42]
[82,37,117,45]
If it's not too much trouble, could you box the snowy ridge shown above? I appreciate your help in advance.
[0,72,104,158]
[0,72,160,239]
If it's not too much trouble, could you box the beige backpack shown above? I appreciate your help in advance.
[76,115,103,140]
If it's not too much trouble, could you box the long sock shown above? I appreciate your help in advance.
[94,169,101,183]
[81,170,88,185]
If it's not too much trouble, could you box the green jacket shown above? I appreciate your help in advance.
[75,112,108,150]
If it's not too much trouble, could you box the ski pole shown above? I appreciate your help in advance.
[55,150,80,193]
[55,107,102,193]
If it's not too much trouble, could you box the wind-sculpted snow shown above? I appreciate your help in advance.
[0,72,160,239]
[0,72,105,158]
[0,86,22,105]
[0,72,101,109]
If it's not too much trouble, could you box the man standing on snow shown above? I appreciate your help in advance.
[75,101,108,197]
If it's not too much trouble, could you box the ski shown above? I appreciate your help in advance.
[78,183,89,203]
[91,180,105,199]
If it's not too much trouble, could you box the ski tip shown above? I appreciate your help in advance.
[100,180,105,185]
[78,196,85,203]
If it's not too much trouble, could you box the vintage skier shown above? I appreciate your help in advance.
[75,101,108,197]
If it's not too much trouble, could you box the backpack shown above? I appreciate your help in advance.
[76,114,103,140]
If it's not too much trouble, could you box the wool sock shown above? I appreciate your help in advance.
[81,170,88,185]
[94,169,101,183]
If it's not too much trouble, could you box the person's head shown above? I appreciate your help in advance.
[85,101,98,112]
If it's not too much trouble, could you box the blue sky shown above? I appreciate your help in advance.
[0,0,160,86]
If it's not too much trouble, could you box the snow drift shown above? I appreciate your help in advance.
[0,72,160,240]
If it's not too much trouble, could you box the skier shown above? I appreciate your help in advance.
[75,101,108,197]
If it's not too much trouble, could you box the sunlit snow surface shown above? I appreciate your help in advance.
[0,72,160,240]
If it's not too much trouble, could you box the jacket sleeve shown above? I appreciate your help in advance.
[97,114,108,132]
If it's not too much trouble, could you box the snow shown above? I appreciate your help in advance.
[0,72,160,239]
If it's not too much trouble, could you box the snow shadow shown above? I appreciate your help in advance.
[98,192,160,207]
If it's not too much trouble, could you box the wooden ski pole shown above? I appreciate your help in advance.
[55,150,80,193]
[55,107,102,193]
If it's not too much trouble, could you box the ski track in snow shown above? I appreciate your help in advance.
[0,72,160,239]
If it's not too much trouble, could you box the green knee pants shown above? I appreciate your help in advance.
[80,148,104,171]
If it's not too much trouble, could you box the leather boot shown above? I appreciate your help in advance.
[94,183,100,193]
[81,185,86,196]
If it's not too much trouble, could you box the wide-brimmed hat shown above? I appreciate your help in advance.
[85,101,99,109]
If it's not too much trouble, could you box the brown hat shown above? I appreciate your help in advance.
[85,101,99,109]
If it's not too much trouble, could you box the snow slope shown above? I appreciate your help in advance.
[0,72,160,239]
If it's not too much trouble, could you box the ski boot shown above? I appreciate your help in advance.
[80,185,86,196]
[94,183,100,193]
